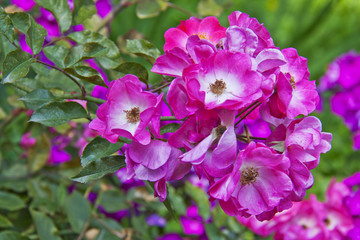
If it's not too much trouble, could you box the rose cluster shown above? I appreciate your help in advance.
[90,11,332,220]
[238,172,360,239]
[319,51,360,150]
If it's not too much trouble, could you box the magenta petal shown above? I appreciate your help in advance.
[256,48,286,73]
[151,48,192,77]
[179,132,215,164]
[128,140,171,169]
[224,26,258,55]
[180,216,205,235]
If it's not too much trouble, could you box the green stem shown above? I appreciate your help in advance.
[160,116,178,121]
[234,102,262,127]
[150,82,170,92]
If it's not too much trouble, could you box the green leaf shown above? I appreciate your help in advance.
[0,7,15,43]
[11,13,48,55]
[30,101,88,127]
[81,136,124,167]
[205,224,226,240]
[136,0,168,19]
[63,191,91,233]
[64,43,106,67]
[26,17,47,55]
[71,155,126,183]
[0,191,26,211]
[0,215,13,228]
[34,0,72,32]
[30,209,62,240]
[0,35,17,71]
[64,65,107,87]
[2,49,34,84]
[20,89,56,110]
[160,123,181,135]
[126,39,161,64]
[100,189,128,212]
[167,185,186,215]
[43,45,69,68]
[67,30,121,69]
[0,231,27,240]
[185,182,210,219]
[67,31,120,58]
[9,12,30,33]
[72,0,97,25]
[114,62,148,84]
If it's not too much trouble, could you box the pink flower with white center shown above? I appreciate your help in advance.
[184,50,264,110]
[179,109,237,178]
[266,116,332,201]
[228,11,275,56]
[266,48,319,119]
[163,16,226,52]
[209,142,293,218]
[89,75,162,145]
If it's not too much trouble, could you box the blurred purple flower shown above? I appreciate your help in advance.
[146,214,166,227]
[157,233,183,240]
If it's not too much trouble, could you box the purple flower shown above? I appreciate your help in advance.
[146,214,166,227]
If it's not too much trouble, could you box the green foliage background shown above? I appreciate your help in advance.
[0,0,359,239]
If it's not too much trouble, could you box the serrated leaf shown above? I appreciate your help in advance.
[63,191,91,233]
[64,43,106,67]
[160,123,181,135]
[71,155,126,183]
[81,136,123,167]
[26,17,47,55]
[30,101,88,127]
[0,35,17,71]
[126,39,161,64]
[0,215,13,228]
[67,31,120,58]
[64,66,107,87]
[30,210,62,240]
[20,89,56,110]
[136,0,168,19]
[0,231,27,240]
[72,0,97,25]
[34,0,72,32]
[9,12,31,33]
[2,49,34,84]
[185,182,210,219]
[0,191,26,211]
[0,7,15,43]
[43,45,69,68]
[67,30,121,69]
[114,62,148,84]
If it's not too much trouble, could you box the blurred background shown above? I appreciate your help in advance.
[0,0,359,239]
